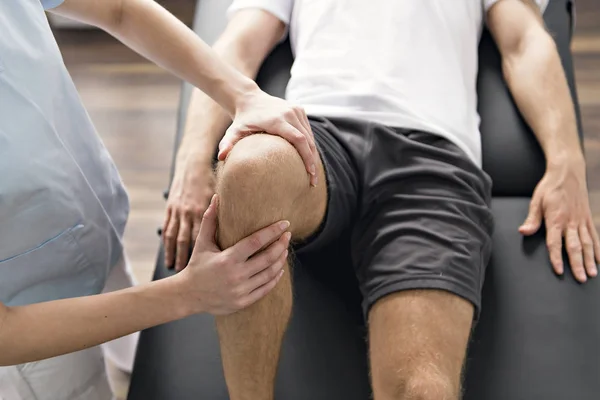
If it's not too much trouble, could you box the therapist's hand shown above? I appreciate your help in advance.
[218,88,318,187]
[178,194,291,315]
[163,156,215,271]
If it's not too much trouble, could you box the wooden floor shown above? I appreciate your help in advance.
[55,1,599,285]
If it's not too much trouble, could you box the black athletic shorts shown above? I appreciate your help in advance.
[295,116,494,319]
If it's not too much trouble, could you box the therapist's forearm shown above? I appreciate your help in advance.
[178,37,267,163]
[502,31,584,169]
[0,275,192,366]
[109,0,257,117]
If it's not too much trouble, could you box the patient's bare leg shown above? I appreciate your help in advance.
[215,134,327,400]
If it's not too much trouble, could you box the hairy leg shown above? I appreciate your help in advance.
[215,134,327,400]
[369,290,474,400]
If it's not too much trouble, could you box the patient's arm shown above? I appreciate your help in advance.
[164,10,287,271]
[487,0,600,281]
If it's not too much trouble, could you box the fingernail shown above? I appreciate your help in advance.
[310,164,316,175]
[285,232,292,241]
[280,220,290,230]
[284,250,289,258]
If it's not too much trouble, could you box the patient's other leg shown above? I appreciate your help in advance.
[215,134,327,400]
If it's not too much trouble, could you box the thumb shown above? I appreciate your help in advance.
[217,138,232,161]
[195,194,219,250]
[218,127,238,161]
[519,193,543,235]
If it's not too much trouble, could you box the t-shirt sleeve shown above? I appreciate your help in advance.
[483,0,549,15]
[41,0,65,10]
[227,0,294,43]
[227,0,294,25]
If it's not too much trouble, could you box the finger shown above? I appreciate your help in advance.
[242,268,286,308]
[293,108,319,186]
[579,225,598,278]
[175,217,193,272]
[546,225,564,276]
[519,194,543,235]
[228,220,291,261]
[565,227,586,282]
[589,219,600,264]
[278,121,315,180]
[195,194,218,250]
[243,249,288,294]
[162,206,172,253]
[293,106,316,154]
[163,211,180,269]
[245,232,292,277]
[191,216,202,246]
[162,207,172,240]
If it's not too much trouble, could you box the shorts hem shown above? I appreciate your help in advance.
[292,120,336,255]
[365,277,482,320]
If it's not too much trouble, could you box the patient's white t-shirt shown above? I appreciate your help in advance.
[228,0,549,166]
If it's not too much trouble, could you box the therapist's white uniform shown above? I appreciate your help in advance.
[0,0,138,398]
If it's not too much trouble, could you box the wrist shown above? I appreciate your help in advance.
[546,149,586,174]
[221,73,259,117]
[169,272,206,316]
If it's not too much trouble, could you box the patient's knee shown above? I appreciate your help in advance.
[216,134,309,244]
[218,134,307,196]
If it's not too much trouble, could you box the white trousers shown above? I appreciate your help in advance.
[0,257,140,400]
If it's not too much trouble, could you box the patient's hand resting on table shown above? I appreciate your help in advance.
[519,159,600,283]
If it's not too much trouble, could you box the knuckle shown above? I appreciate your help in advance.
[248,235,263,251]
[231,286,245,300]
[289,132,304,143]
[567,221,580,230]
[225,274,238,287]
[215,255,229,269]
[270,263,281,278]
[229,271,243,286]
[567,243,582,253]
[555,212,569,222]
[233,298,247,309]
[582,237,593,248]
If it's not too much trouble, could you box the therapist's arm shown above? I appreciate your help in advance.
[0,197,290,366]
[487,0,600,281]
[49,0,317,183]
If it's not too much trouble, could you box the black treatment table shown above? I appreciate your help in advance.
[128,1,600,398]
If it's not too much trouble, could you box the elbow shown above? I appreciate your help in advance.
[103,0,126,34]
[501,29,557,83]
